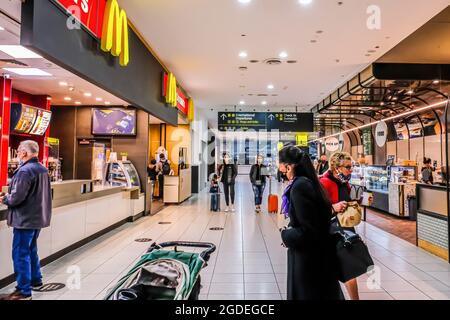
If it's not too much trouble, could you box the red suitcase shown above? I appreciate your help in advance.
[267,176,278,213]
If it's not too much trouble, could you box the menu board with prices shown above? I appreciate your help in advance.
[10,103,52,136]
[30,109,52,136]
[14,106,37,133]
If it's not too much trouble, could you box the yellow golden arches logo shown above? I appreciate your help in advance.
[101,0,129,67]
[188,98,195,122]
[166,73,177,107]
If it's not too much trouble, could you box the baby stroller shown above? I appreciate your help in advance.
[104,241,216,300]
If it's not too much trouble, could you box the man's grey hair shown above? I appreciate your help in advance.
[19,140,39,156]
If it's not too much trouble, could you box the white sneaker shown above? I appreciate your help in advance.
[231,205,236,212]
[224,206,229,212]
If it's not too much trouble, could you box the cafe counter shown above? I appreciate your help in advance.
[0,180,145,286]
[416,183,449,261]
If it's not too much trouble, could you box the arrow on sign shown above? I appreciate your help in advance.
[268,114,275,121]
[220,114,227,120]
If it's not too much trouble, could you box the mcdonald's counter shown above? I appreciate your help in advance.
[416,184,449,261]
[0,179,145,286]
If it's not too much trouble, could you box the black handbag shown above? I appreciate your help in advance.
[331,219,374,283]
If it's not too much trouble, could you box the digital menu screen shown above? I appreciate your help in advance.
[13,105,37,133]
[92,108,137,136]
[30,109,52,136]
[10,103,52,136]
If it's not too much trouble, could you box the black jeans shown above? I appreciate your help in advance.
[223,183,235,206]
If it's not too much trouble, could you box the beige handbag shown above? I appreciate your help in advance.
[337,201,362,227]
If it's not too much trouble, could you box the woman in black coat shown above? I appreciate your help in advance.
[217,153,238,212]
[279,146,343,300]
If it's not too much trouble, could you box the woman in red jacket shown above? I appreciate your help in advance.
[320,152,360,300]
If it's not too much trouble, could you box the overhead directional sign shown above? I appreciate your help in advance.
[218,112,313,132]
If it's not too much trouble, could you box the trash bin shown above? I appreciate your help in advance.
[407,195,417,221]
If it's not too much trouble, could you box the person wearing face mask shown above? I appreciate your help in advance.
[320,151,360,301]
[278,146,343,300]
[0,141,52,300]
[218,152,238,212]
[249,155,267,213]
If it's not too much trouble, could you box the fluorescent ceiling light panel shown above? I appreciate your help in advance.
[3,68,52,76]
[0,45,42,59]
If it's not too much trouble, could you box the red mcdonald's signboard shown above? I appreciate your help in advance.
[53,0,107,38]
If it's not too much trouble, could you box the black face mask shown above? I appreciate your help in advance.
[337,171,352,183]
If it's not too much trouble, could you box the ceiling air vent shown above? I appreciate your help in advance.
[286,60,298,64]
[0,59,28,67]
[264,58,282,66]
[257,94,268,97]
[249,60,259,63]
[239,66,248,71]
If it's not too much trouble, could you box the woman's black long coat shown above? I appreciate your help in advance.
[281,177,343,300]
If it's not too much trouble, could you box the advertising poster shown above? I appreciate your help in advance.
[92,108,137,135]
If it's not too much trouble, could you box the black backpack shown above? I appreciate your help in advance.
[162,161,171,175]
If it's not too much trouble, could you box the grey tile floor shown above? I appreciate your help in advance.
[2,176,450,300]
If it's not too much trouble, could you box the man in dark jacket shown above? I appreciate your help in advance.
[0,140,52,300]
[317,155,329,176]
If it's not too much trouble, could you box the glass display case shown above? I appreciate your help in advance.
[390,166,418,183]
[364,165,389,192]
[106,160,141,189]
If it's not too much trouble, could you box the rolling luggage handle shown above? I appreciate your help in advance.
[147,241,216,262]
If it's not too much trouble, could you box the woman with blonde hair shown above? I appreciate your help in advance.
[320,151,360,300]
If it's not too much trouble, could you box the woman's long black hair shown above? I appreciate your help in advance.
[279,146,331,208]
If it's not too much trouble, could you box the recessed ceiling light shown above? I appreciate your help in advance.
[84,92,92,97]
[279,51,288,58]
[59,81,68,87]
[3,68,52,76]
[105,101,111,105]
[262,101,267,105]
[299,0,313,5]
[239,51,248,58]
[68,86,75,91]
[433,80,440,84]
[75,101,81,105]
[267,84,274,90]
[238,0,251,3]
[239,100,245,105]
[96,97,103,101]
[0,26,4,31]
[64,97,72,101]
[0,45,42,59]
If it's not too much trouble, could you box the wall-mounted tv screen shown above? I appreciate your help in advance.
[92,108,137,136]
[10,103,52,136]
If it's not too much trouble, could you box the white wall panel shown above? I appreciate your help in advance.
[397,139,409,161]
[410,137,424,164]
[51,202,86,253]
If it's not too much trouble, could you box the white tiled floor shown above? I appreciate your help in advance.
[2,176,450,300]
